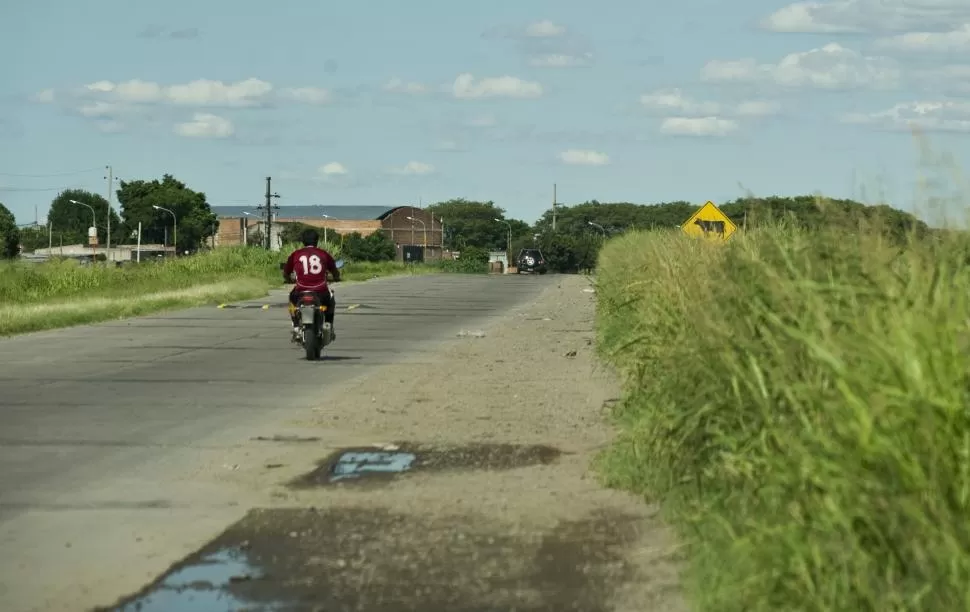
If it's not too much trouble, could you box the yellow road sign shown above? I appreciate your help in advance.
[681,201,737,241]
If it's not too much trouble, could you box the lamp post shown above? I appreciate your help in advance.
[153,205,177,257]
[494,218,512,272]
[69,199,97,262]
[588,221,606,237]
[243,212,253,246]
[405,216,426,248]
[321,213,332,245]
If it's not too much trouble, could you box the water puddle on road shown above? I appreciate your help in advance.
[107,546,279,612]
[105,506,646,612]
[289,442,564,488]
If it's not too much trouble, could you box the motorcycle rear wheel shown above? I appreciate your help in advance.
[304,325,320,360]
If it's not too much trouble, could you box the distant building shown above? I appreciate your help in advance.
[26,244,175,262]
[210,205,444,262]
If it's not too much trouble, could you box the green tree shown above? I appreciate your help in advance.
[116,174,218,252]
[342,231,396,262]
[535,232,599,273]
[0,202,20,258]
[47,189,121,247]
[719,195,929,243]
[534,200,695,237]
[427,198,530,250]
[279,222,314,245]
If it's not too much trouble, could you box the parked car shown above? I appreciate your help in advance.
[516,248,547,274]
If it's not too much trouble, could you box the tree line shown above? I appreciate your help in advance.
[2,174,218,258]
[0,172,934,271]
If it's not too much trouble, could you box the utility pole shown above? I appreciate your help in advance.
[258,176,280,250]
[552,183,557,232]
[104,165,113,252]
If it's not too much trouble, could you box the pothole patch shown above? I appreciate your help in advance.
[289,442,564,488]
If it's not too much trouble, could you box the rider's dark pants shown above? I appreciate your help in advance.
[289,288,336,327]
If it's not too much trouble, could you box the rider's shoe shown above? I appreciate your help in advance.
[291,326,301,343]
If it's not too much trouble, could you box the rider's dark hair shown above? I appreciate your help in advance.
[301,228,320,247]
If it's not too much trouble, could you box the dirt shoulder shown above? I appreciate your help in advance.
[106,274,686,611]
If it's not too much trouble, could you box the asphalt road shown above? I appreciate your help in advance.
[0,273,553,612]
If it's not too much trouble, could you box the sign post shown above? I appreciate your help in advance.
[681,201,738,242]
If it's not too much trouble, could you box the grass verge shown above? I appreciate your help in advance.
[0,247,443,336]
[593,221,970,611]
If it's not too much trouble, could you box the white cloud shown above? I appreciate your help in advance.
[916,64,970,93]
[85,81,115,93]
[174,113,234,138]
[318,162,349,176]
[558,149,610,166]
[735,100,783,116]
[78,101,125,118]
[468,114,497,127]
[876,24,970,52]
[164,78,272,106]
[640,89,720,115]
[93,120,124,134]
[526,20,566,37]
[384,78,427,94]
[701,43,900,90]
[529,53,591,67]
[80,77,272,107]
[660,117,739,137]
[433,139,463,152]
[280,87,331,104]
[842,100,970,132]
[389,161,435,175]
[451,73,543,99]
[639,89,782,118]
[33,89,55,103]
[761,0,970,33]
[72,78,332,108]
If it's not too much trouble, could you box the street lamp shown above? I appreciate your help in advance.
[242,212,253,246]
[405,215,426,247]
[69,199,97,261]
[588,221,606,237]
[321,213,332,245]
[153,205,177,256]
[494,218,512,269]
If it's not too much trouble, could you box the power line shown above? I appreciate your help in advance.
[0,186,81,192]
[0,167,103,178]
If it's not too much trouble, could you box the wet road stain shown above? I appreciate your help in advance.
[289,443,564,488]
[100,546,274,612]
[101,506,639,612]
[251,435,322,443]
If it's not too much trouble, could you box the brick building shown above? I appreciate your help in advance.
[210,205,444,262]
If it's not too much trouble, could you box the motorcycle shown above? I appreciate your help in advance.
[283,259,344,361]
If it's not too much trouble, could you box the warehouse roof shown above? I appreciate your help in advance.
[211,205,402,221]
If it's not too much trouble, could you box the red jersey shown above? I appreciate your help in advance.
[283,246,338,292]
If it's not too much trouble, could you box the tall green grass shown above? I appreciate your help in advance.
[594,220,970,611]
[0,246,444,335]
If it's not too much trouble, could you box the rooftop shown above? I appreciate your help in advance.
[211,205,400,221]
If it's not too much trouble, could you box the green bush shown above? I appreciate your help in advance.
[594,223,970,611]
[342,231,395,262]
[434,246,489,273]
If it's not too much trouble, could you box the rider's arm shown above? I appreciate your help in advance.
[282,251,296,281]
[326,252,341,282]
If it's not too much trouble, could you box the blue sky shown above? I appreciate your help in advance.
[2,0,969,226]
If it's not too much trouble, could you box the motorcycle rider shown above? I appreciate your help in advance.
[282,228,340,343]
